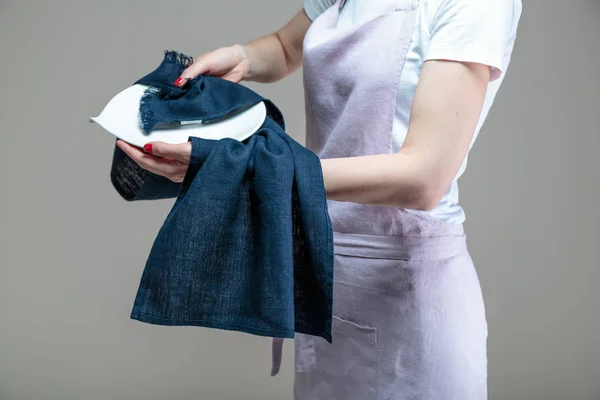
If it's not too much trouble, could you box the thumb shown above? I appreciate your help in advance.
[175,55,210,86]
[143,141,192,164]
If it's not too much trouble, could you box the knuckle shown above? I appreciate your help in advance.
[152,143,163,154]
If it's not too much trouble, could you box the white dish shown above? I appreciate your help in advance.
[90,84,266,148]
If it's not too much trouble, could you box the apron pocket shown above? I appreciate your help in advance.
[295,316,378,399]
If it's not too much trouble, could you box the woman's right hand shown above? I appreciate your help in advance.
[175,44,249,86]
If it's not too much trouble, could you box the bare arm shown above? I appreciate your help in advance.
[243,10,312,82]
[320,60,491,211]
[177,9,311,84]
[126,15,490,214]
[123,58,491,209]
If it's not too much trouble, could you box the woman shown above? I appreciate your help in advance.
[117,0,522,398]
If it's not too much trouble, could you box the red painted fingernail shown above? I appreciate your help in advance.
[174,77,185,87]
[143,143,153,153]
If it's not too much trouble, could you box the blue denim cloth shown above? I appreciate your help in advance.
[110,51,333,342]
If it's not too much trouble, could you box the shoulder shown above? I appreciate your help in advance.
[426,0,522,28]
[423,0,522,81]
[303,0,337,21]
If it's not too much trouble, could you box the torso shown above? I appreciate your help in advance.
[303,0,521,225]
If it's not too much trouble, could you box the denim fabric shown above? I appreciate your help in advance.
[112,51,333,342]
[134,51,280,134]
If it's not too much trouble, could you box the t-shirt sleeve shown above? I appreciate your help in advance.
[304,0,336,21]
[426,0,521,81]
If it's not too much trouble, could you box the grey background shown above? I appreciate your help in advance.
[0,0,598,399]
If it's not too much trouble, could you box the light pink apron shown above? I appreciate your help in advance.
[292,0,489,398]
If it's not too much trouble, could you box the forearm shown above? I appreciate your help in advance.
[320,150,444,211]
[241,10,310,83]
[321,60,490,211]
[240,35,292,83]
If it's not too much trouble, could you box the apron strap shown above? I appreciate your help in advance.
[271,337,285,376]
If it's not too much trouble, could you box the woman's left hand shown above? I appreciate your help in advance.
[116,140,192,183]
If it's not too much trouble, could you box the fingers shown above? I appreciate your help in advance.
[175,54,211,86]
[116,140,188,183]
[143,141,192,164]
[116,139,144,157]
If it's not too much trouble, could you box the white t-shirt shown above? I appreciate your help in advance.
[303,0,522,224]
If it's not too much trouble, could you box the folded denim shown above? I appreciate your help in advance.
[110,51,334,344]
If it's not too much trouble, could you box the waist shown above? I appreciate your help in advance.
[334,231,467,261]
[326,201,465,237]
